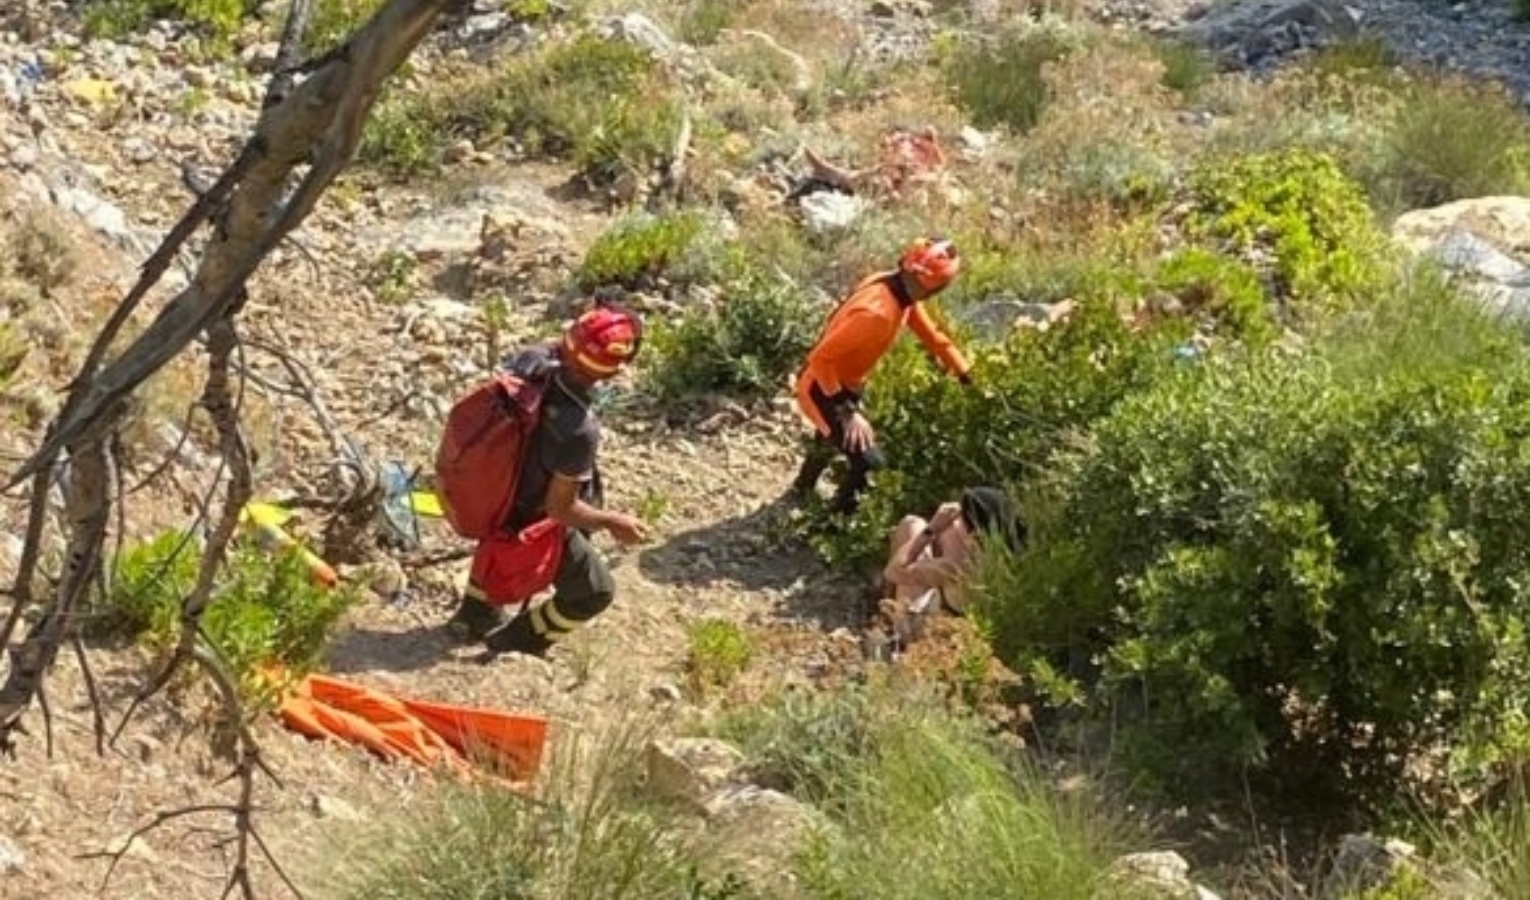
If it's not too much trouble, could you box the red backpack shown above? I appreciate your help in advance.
[433,371,549,541]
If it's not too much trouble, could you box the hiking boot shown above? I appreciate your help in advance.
[483,610,554,659]
[790,443,833,499]
[445,596,508,643]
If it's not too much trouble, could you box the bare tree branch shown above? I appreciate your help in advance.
[0,1,461,895]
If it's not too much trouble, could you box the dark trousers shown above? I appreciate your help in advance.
[479,530,615,656]
[793,380,886,514]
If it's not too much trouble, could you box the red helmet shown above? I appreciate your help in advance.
[898,236,961,293]
[563,302,643,378]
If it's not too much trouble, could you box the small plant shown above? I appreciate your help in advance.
[358,89,439,176]
[941,26,1074,134]
[304,0,386,54]
[102,526,362,708]
[710,684,878,803]
[480,293,510,372]
[635,488,671,526]
[358,32,681,184]
[713,681,1139,897]
[685,618,753,695]
[1154,38,1213,95]
[0,323,28,391]
[368,249,417,305]
[643,269,822,401]
[2,213,78,299]
[82,0,260,47]
[1152,247,1276,346]
[677,0,737,45]
[578,211,707,290]
[321,717,724,899]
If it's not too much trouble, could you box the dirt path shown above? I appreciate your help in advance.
[0,129,882,894]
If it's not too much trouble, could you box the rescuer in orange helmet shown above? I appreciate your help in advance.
[790,236,973,515]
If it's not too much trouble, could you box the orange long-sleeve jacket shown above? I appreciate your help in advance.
[796,271,970,434]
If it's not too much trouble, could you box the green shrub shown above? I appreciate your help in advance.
[1151,247,1277,347]
[103,527,362,707]
[578,210,711,290]
[82,0,260,44]
[359,33,681,183]
[797,702,1137,899]
[711,686,879,805]
[1052,139,1176,214]
[972,284,1530,812]
[1183,148,1388,316]
[643,269,823,401]
[1154,38,1214,96]
[676,0,736,45]
[941,26,1075,134]
[685,618,754,694]
[803,288,1189,570]
[303,0,385,54]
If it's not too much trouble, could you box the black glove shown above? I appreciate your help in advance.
[957,372,973,387]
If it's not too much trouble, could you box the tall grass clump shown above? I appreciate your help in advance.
[939,26,1076,134]
[713,680,1141,898]
[1375,76,1530,210]
[320,717,741,899]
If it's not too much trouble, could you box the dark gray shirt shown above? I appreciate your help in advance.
[505,343,603,530]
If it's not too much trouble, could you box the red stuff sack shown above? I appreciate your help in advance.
[433,372,548,541]
[468,518,567,607]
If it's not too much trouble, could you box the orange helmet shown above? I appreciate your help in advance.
[563,302,643,378]
[898,236,961,293]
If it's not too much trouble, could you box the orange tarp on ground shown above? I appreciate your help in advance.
[278,673,548,784]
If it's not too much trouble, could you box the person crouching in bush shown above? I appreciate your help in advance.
[881,486,1025,634]
[790,236,974,515]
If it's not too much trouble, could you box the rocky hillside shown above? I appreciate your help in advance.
[2,0,1530,897]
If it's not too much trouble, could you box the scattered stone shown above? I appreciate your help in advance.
[0,836,25,875]
[1104,850,1221,899]
[698,785,825,899]
[309,793,365,823]
[798,190,866,233]
[596,13,676,59]
[644,737,748,808]
[1391,196,1530,323]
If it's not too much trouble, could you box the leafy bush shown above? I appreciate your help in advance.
[303,0,386,54]
[360,33,681,183]
[643,269,823,401]
[577,210,712,291]
[1182,148,1387,317]
[103,527,361,707]
[1151,247,1277,347]
[972,281,1530,812]
[83,0,260,44]
[803,289,1189,570]
[940,26,1075,134]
